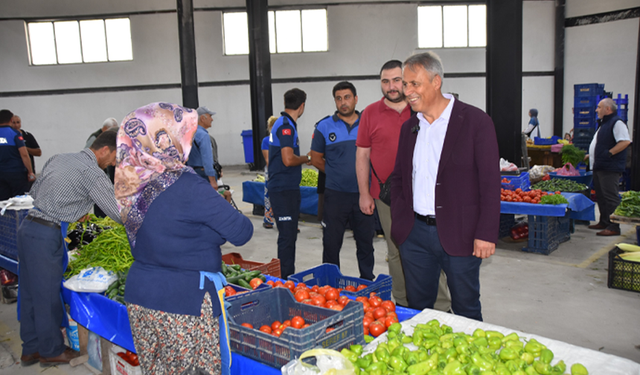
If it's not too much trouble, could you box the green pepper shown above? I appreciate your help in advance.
[485,331,504,340]
[351,344,363,356]
[504,339,524,350]
[441,339,454,349]
[413,331,425,346]
[407,360,435,375]
[444,348,458,362]
[472,337,488,349]
[403,335,414,344]
[570,363,588,375]
[391,345,408,358]
[504,360,520,373]
[365,361,386,374]
[534,360,552,375]
[453,337,467,348]
[488,337,502,351]
[427,319,440,328]
[456,343,470,356]
[375,346,390,364]
[441,325,453,334]
[512,371,526,375]
[457,353,468,365]
[520,352,534,365]
[442,360,465,375]
[464,364,481,375]
[357,354,373,369]
[502,332,519,343]
[472,329,486,338]
[389,356,408,372]
[388,322,402,335]
[341,348,358,363]
[495,367,510,375]
[364,335,374,344]
[404,350,420,366]
[423,338,440,350]
[470,352,493,372]
[388,338,401,354]
[499,348,518,361]
[539,349,553,365]
[551,360,565,374]
[524,367,538,375]
[524,340,542,356]
[440,333,454,342]
[417,348,429,362]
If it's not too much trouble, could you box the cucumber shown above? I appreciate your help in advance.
[114,296,126,304]
[225,275,243,284]
[118,284,126,295]
[258,275,266,282]
[108,288,119,299]
[105,281,119,295]
[237,279,252,289]
[229,264,242,272]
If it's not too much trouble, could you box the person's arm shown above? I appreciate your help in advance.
[193,131,218,189]
[201,185,253,246]
[611,121,631,156]
[88,171,123,225]
[281,147,310,167]
[18,146,35,181]
[309,151,325,173]
[611,140,631,156]
[356,147,375,215]
[262,150,269,167]
[24,132,41,157]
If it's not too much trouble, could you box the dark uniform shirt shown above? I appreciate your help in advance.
[21,129,40,173]
[311,112,361,193]
[0,125,26,173]
[268,112,301,192]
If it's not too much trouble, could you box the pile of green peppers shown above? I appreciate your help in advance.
[339,320,589,375]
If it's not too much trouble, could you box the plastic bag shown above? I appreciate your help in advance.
[499,158,518,172]
[281,349,356,375]
[556,162,580,176]
[63,266,117,293]
[528,165,555,180]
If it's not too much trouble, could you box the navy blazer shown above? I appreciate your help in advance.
[389,99,500,256]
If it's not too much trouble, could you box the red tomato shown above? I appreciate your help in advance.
[224,285,236,297]
[362,316,374,328]
[302,324,310,328]
[368,296,382,308]
[355,296,369,304]
[364,311,374,320]
[363,326,369,336]
[356,284,368,291]
[271,321,282,331]
[249,278,263,290]
[384,315,399,328]
[381,300,396,313]
[372,307,388,320]
[274,281,284,288]
[344,285,357,292]
[282,320,291,327]
[311,295,326,306]
[311,285,320,293]
[325,300,338,309]
[291,316,305,329]
[329,304,343,311]
[273,328,283,337]
[324,288,339,301]
[301,299,314,305]
[284,280,296,292]
[297,283,307,289]
[259,325,272,334]
[266,280,275,287]
[337,296,350,307]
[241,323,254,329]
[369,321,386,337]
[294,289,310,302]
[385,311,398,320]
[326,327,334,333]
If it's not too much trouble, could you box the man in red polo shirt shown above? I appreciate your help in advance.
[356,60,450,310]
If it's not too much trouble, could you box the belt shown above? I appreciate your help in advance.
[415,213,437,226]
[25,214,61,229]
[192,166,204,170]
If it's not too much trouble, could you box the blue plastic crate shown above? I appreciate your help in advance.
[396,306,420,322]
[574,106,596,119]
[574,127,596,139]
[501,172,530,191]
[548,171,593,187]
[574,96,598,109]
[225,282,271,302]
[0,209,29,260]
[227,287,364,368]
[573,117,597,129]
[499,214,516,238]
[534,135,561,145]
[574,83,604,97]
[288,264,392,301]
[523,213,570,255]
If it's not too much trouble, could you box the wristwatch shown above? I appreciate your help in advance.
[307,155,311,161]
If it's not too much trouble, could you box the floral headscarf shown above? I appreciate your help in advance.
[115,102,198,247]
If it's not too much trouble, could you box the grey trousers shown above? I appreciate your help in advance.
[593,170,622,231]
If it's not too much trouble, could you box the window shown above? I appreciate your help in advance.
[418,5,486,48]
[27,18,133,65]
[222,9,327,55]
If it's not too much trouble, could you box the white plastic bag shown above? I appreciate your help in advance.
[281,349,356,375]
[499,158,518,172]
[63,266,117,293]
[529,165,556,180]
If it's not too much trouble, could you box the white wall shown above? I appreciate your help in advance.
[0,0,637,166]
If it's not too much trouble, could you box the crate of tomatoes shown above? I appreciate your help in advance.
[227,287,364,368]
[287,264,392,301]
[109,345,141,375]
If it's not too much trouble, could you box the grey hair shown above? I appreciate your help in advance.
[601,98,617,113]
[102,117,119,130]
[403,52,444,81]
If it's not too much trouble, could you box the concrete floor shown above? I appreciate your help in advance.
[0,165,638,373]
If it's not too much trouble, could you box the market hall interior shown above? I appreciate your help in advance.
[0,0,639,372]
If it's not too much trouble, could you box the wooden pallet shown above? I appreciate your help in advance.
[610,214,640,225]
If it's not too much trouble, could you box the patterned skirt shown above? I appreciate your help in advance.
[127,292,222,375]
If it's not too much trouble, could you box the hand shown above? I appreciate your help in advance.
[305,153,312,166]
[359,193,375,216]
[473,239,495,259]
[78,214,92,223]
[27,173,36,181]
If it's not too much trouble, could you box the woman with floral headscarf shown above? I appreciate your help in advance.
[115,103,253,375]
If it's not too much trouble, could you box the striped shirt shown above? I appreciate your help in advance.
[28,149,122,225]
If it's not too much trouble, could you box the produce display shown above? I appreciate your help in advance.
[616,243,640,264]
[104,270,128,304]
[613,191,640,218]
[500,189,568,205]
[65,216,133,278]
[560,145,586,169]
[531,179,588,193]
[116,350,139,367]
[301,168,319,187]
[341,319,589,375]
[222,261,267,290]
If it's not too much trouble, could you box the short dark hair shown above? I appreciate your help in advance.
[332,81,357,98]
[90,128,118,151]
[0,109,14,124]
[380,60,403,75]
[284,88,307,110]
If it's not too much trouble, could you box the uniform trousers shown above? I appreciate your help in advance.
[270,189,301,279]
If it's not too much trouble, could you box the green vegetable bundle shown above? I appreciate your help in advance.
[221,261,266,289]
[105,270,128,304]
[345,320,589,375]
[300,168,319,187]
[539,194,569,205]
[65,224,134,279]
[560,145,586,169]
[614,191,640,218]
[531,179,588,193]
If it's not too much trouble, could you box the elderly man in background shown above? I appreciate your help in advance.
[17,129,122,366]
[186,106,219,190]
[390,52,500,321]
[85,117,118,149]
[11,115,41,175]
[587,98,631,236]
[0,109,35,200]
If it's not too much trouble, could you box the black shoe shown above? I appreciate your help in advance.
[263,222,273,229]
[21,352,40,366]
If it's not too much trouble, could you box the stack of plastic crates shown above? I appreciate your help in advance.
[573,83,604,150]
[613,93,629,123]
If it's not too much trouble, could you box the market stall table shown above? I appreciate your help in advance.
[242,181,318,216]
[527,144,563,168]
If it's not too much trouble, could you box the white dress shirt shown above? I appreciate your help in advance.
[412,94,455,216]
[588,120,630,168]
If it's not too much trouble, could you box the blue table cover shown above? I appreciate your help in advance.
[242,181,318,216]
[499,192,594,221]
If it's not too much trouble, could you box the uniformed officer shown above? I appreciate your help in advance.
[0,109,35,201]
[310,82,375,280]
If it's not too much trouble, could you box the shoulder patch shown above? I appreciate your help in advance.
[282,128,291,136]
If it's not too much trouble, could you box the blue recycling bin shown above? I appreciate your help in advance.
[241,130,254,164]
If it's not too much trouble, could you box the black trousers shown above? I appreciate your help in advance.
[593,170,622,231]
[270,189,301,279]
[322,189,375,280]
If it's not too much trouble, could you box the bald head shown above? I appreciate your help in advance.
[102,117,119,131]
[596,98,617,119]
[11,115,21,131]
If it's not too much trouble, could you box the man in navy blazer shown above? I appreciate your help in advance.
[390,52,500,321]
